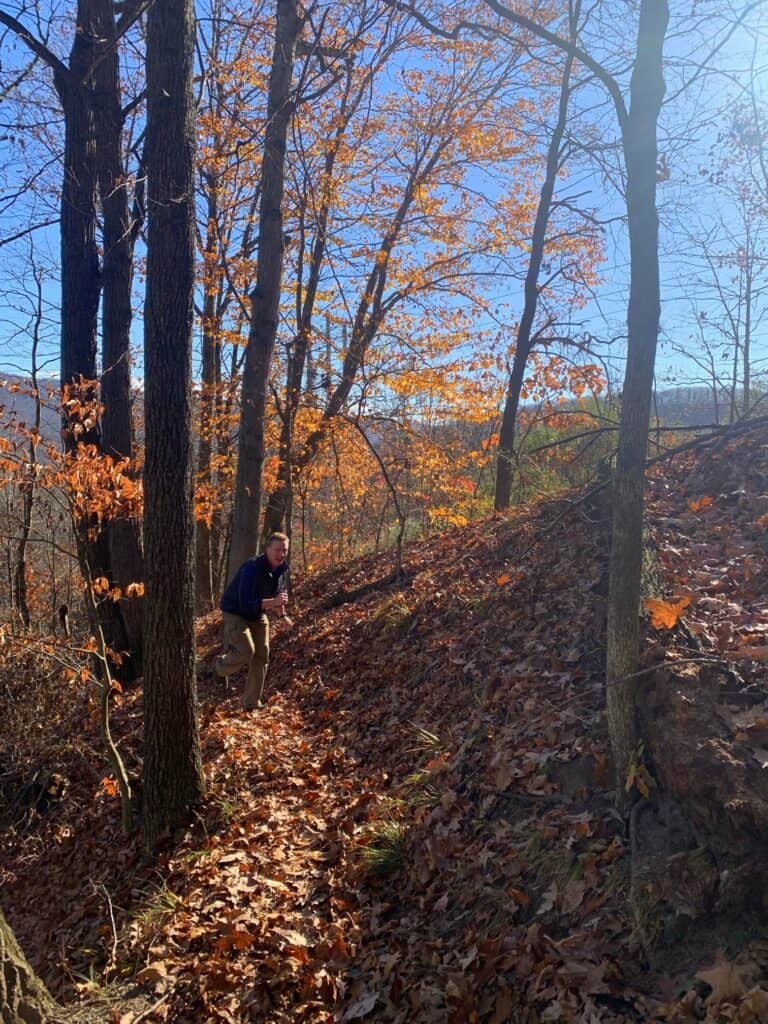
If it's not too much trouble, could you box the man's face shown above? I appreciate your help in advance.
[266,539,289,569]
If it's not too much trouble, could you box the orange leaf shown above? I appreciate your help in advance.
[214,928,254,953]
[507,887,530,906]
[100,775,119,798]
[645,597,691,629]
[687,495,713,512]
[496,572,511,586]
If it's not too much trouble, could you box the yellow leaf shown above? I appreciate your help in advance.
[645,597,691,629]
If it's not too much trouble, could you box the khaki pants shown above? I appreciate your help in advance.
[215,612,269,709]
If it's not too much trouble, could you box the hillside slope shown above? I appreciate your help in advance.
[2,424,768,1022]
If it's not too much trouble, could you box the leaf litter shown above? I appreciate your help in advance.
[4,428,768,1020]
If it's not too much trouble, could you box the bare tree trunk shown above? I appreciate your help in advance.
[495,17,577,511]
[11,261,44,629]
[92,0,134,463]
[92,0,144,674]
[606,0,669,797]
[263,143,344,540]
[228,0,302,579]
[744,230,752,415]
[53,6,140,677]
[55,2,100,448]
[143,0,205,846]
[195,190,222,610]
[0,906,59,1024]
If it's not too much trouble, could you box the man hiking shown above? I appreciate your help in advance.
[215,532,292,710]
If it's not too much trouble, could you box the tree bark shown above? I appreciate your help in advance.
[605,0,669,795]
[0,906,59,1024]
[54,1,141,677]
[228,0,302,580]
[55,1,100,448]
[143,0,205,846]
[91,0,134,464]
[91,0,144,671]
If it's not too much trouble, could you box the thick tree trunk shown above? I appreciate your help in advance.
[91,0,144,673]
[54,5,138,676]
[143,0,205,846]
[92,0,134,464]
[605,0,669,796]
[55,3,100,447]
[0,907,58,1024]
[494,38,575,511]
[228,0,302,580]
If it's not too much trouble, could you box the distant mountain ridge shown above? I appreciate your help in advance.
[0,375,61,445]
[0,374,750,451]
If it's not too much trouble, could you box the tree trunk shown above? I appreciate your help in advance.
[11,267,43,630]
[0,906,59,1024]
[195,190,222,611]
[92,0,134,464]
[262,351,298,540]
[55,2,100,448]
[228,0,302,580]
[53,4,139,676]
[143,0,205,847]
[263,144,342,540]
[605,0,669,796]
[743,224,752,415]
[92,0,144,673]
[494,32,575,511]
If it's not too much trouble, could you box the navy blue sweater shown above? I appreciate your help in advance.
[220,554,288,621]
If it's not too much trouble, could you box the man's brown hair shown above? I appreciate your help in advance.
[265,532,289,547]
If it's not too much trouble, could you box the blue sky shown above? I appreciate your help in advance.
[1,0,768,413]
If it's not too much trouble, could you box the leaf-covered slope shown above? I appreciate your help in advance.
[4,425,768,1021]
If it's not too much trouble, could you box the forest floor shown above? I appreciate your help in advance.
[3,426,768,1022]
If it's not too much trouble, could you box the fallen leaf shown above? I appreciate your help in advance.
[688,495,714,512]
[645,596,692,629]
[562,878,586,914]
[735,644,768,663]
[341,990,379,1021]
[697,955,754,1005]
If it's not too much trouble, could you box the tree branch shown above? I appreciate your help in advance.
[384,0,628,126]
[0,9,70,83]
